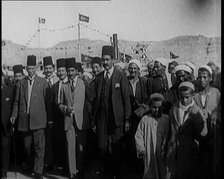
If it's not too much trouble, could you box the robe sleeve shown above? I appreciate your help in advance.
[135,117,146,157]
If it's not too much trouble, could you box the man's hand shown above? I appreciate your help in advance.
[66,106,74,116]
[91,120,96,133]
[10,117,16,125]
[125,120,130,132]
[137,150,145,159]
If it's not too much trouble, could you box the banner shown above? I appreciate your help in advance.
[79,14,89,23]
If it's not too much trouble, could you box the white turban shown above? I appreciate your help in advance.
[185,61,196,73]
[199,65,212,75]
[128,59,141,70]
[175,64,192,74]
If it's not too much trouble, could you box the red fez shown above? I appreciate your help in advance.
[13,64,23,74]
[66,58,76,69]
[27,55,36,66]
[75,62,83,73]
[43,56,53,66]
[92,57,102,66]
[102,46,114,58]
[56,58,66,69]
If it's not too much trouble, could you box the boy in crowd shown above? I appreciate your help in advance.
[135,93,170,179]
[194,65,221,179]
[166,82,207,179]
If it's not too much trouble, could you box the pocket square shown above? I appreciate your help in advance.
[115,83,120,88]
[6,98,10,101]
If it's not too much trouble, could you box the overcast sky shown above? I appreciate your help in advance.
[2,0,221,48]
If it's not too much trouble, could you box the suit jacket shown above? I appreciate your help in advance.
[91,67,131,126]
[1,84,14,136]
[59,77,89,131]
[11,75,49,131]
[45,74,59,121]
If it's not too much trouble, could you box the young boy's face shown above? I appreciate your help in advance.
[198,70,212,89]
[179,91,193,106]
[151,100,163,118]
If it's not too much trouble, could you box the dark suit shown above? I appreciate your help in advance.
[11,75,49,174]
[44,75,58,168]
[51,80,67,169]
[1,84,13,176]
[90,67,131,176]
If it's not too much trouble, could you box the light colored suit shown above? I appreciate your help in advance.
[59,77,87,175]
[11,75,49,174]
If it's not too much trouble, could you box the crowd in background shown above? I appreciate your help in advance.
[1,45,221,179]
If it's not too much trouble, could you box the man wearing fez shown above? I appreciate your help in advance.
[13,64,25,83]
[10,55,49,179]
[43,56,58,171]
[59,58,90,179]
[12,65,25,169]
[90,45,131,178]
[51,58,68,172]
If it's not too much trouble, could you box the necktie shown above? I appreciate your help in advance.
[48,79,52,87]
[105,71,109,81]
[71,81,75,92]
[29,79,32,85]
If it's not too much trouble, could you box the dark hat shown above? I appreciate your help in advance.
[75,62,83,73]
[27,55,36,66]
[66,58,76,69]
[92,57,102,66]
[102,46,114,58]
[56,58,66,69]
[43,56,53,66]
[13,64,23,74]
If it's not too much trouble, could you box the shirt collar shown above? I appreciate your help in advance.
[179,100,194,112]
[104,67,114,76]
[61,76,68,83]
[46,74,55,80]
[28,74,35,81]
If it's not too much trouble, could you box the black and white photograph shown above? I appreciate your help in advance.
[1,0,221,179]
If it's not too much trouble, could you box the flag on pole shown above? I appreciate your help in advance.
[39,17,46,24]
[79,14,89,23]
[170,51,179,59]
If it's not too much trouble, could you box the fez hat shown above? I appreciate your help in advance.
[75,62,83,73]
[56,58,66,69]
[27,55,36,66]
[102,46,114,58]
[66,58,76,69]
[92,57,102,66]
[13,64,23,74]
[43,56,53,66]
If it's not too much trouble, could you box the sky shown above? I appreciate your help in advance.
[2,0,221,48]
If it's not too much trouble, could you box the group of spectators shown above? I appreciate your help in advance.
[1,45,221,179]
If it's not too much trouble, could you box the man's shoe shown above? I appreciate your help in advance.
[31,172,44,179]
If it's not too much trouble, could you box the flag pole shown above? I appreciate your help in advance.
[78,16,81,62]
[38,17,41,64]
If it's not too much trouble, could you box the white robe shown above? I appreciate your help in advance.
[135,114,170,179]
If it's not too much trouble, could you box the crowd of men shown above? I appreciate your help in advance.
[1,45,222,179]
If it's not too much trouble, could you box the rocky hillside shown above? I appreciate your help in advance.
[2,35,221,68]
